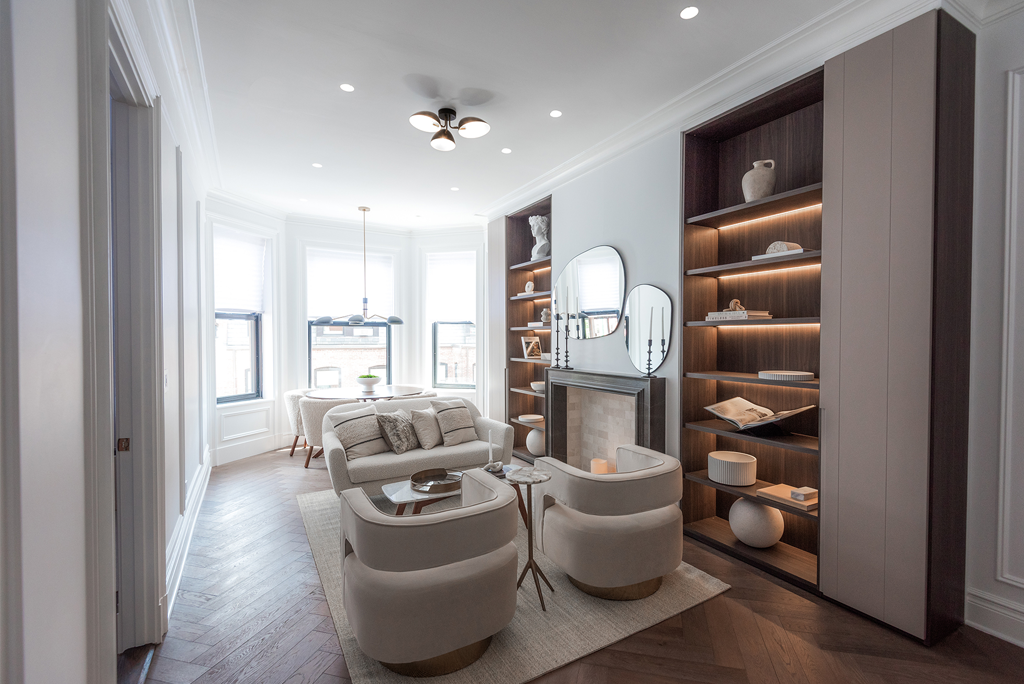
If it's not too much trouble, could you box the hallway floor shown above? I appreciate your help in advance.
[146,448,1024,684]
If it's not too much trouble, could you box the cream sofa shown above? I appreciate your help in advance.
[533,445,683,600]
[322,396,513,496]
[339,468,519,675]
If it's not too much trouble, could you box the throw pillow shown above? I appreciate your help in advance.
[376,410,420,455]
[430,399,478,447]
[410,409,443,450]
[331,405,388,460]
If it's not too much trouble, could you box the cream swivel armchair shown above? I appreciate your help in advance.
[534,445,683,600]
[339,469,519,676]
[284,389,312,458]
[298,396,358,468]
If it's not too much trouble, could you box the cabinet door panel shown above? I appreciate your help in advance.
[836,31,894,621]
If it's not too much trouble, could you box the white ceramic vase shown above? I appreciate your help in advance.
[526,428,545,456]
[741,159,776,202]
[729,498,784,548]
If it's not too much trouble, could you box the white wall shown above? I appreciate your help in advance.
[965,6,1024,647]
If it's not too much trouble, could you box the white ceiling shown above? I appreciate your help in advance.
[194,0,845,228]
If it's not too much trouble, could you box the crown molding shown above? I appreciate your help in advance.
[480,0,950,222]
[108,0,158,106]
[947,0,1024,25]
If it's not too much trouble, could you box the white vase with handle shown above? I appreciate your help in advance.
[741,159,776,202]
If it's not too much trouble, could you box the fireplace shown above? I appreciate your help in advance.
[545,369,666,468]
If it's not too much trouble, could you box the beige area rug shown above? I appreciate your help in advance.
[298,488,729,684]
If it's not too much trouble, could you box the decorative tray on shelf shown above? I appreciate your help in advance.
[410,469,463,493]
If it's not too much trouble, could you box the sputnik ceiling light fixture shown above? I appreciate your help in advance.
[409,107,490,151]
[312,207,403,327]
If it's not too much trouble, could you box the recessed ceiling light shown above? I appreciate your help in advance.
[451,187,460,191]
[502,148,512,154]
[300,198,308,202]
[312,163,323,168]
[550,110,562,118]
[340,83,354,92]
[680,7,699,19]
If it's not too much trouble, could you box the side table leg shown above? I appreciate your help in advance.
[512,483,529,526]
[395,503,406,516]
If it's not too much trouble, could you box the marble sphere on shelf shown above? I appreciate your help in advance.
[728,498,784,548]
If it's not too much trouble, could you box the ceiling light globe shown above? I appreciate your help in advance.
[430,129,456,151]
[549,110,562,118]
[456,117,490,139]
[410,110,442,132]
[680,7,699,19]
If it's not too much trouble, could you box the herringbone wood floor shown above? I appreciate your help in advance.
[146,448,1024,684]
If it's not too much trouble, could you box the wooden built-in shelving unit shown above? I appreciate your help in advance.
[681,69,824,590]
[505,197,553,465]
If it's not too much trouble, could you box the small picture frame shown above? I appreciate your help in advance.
[522,336,542,359]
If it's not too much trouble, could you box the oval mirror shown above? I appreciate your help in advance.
[623,284,672,375]
[553,246,625,340]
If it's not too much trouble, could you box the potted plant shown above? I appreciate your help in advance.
[356,374,381,392]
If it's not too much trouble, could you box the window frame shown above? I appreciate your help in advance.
[215,311,262,404]
[307,320,393,388]
[431,320,476,389]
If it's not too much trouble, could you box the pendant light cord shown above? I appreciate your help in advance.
[362,210,368,318]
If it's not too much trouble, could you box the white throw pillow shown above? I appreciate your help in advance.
[410,409,443,450]
[331,405,388,460]
[430,399,478,447]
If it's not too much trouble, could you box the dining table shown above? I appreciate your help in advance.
[305,384,425,401]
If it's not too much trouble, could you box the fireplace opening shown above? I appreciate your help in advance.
[566,387,636,472]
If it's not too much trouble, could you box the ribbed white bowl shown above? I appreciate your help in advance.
[708,451,757,486]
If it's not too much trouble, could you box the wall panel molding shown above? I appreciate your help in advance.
[998,66,1024,590]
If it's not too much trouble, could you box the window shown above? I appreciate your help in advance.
[214,229,268,403]
[426,252,476,389]
[306,247,395,387]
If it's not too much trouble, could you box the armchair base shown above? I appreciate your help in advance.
[381,636,492,677]
[568,575,663,601]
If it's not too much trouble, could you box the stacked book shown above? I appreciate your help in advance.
[705,310,772,321]
[756,484,818,511]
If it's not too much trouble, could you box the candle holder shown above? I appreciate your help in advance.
[660,338,666,366]
[563,315,573,370]
[552,313,562,369]
[644,338,654,378]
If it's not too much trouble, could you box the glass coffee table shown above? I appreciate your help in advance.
[381,474,463,515]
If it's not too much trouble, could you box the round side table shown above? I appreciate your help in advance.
[506,467,554,611]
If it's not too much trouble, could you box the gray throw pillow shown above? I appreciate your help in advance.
[376,410,420,455]
[430,399,478,447]
[331,405,388,460]
[410,409,443,450]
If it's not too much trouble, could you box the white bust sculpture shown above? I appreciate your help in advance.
[529,215,551,260]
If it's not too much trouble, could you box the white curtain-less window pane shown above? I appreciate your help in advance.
[426,251,476,322]
[214,230,267,312]
[215,317,255,397]
[307,248,394,319]
[576,252,622,312]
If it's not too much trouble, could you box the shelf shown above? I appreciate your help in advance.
[684,470,818,520]
[685,517,817,589]
[510,256,552,271]
[510,290,552,301]
[685,250,822,278]
[510,386,546,398]
[511,447,536,464]
[686,183,823,229]
[685,419,819,455]
[684,371,819,389]
[685,317,820,327]
[510,357,551,365]
[510,326,552,331]
[511,418,545,431]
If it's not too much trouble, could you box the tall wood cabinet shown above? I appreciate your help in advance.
[680,9,973,644]
[819,10,974,644]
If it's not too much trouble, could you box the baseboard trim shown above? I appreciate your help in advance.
[965,588,1024,648]
[212,432,290,466]
[165,458,211,621]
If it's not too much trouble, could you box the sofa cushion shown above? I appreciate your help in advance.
[410,409,443,450]
[430,399,478,447]
[376,410,419,455]
[346,440,491,485]
[331,405,388,460]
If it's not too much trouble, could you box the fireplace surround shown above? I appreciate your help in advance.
[545,368,666,465]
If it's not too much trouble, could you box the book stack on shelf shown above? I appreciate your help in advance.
[705,309,771,322]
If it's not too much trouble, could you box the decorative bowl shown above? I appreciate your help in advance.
[355,376,381,392]
[410,468,463,493]
[708,451,757,486]
[530,381,545,392]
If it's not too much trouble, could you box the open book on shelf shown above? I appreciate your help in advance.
[705,397,815,430]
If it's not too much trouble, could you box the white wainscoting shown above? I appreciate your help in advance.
[214,399,285,465]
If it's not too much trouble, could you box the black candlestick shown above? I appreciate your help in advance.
[552,314,562,369]
[644,338,654,377]
[660,338,666,366]
[563,315,573,370]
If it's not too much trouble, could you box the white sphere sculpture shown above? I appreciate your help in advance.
[525,428,545,456]
[728,499,784,548]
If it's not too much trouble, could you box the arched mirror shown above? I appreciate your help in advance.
[623,284,672,375]
[553,246,625,340]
